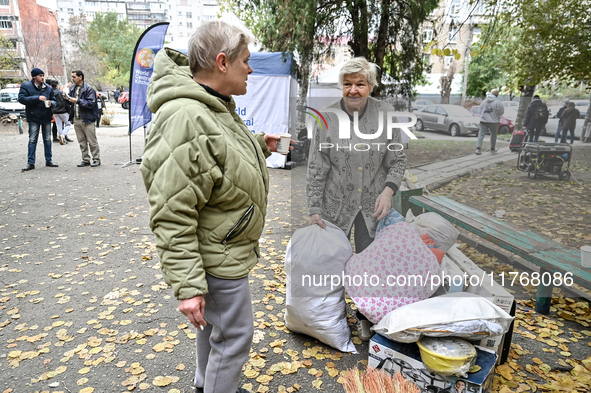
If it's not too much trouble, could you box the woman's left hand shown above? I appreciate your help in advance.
[373,187,394,221]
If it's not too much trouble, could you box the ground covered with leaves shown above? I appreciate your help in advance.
[1,132,590,393]
[433,149,591,249]
[405,138,509,168]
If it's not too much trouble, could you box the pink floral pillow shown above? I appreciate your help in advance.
[345,222,442,323]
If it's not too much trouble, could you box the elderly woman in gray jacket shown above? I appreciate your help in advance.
[307,57,407,253]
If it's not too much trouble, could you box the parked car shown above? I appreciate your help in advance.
[414,104,479,136]
[411,100,434,112]
[545,104,585,139]
[118,91,129,109]
[570,99,589,119]
[0,88,25,117]
[469,105,515,134]
[502,101,519,108]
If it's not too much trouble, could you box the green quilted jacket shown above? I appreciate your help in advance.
[141,48,271,299]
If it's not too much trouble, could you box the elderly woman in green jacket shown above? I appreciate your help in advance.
[141,21,281,393]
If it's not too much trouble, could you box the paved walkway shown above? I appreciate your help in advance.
[415,143,591,190]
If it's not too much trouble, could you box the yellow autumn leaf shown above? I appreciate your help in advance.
[79,388,94,393]
[312,379,323,389]
[176,364,185,371]
[77,378,89,386]
[152,376,172,387]
[153,343,166,352]
[256,375,273,383]
[78,367,91,374]
[244,369,259,378]
[139,383,150,390]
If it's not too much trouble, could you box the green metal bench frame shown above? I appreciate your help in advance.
[409,195,591,314]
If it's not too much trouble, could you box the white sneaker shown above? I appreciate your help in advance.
[489,148,498,154]
[475,148,482,155]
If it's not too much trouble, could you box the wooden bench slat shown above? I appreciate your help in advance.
[410,195,591,290]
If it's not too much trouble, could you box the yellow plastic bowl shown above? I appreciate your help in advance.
[417,338,476,376]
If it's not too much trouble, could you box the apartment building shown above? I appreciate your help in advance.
[54,0,219,42]
[163,0,219,43]
[0,0,64,81]
[415,0,490,96]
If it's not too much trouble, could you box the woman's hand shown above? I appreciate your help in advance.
[264,134,294,152]
[373,187,394,221]
[264,134,281,152]
[179,295,207,330]
[309,214,326,229]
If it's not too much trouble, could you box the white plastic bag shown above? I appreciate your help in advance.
[284,222,357,353]
[372,292,514,343]
[406,211,459,252]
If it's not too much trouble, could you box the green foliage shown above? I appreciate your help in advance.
[483,0,591,86]
[85,12,143,88]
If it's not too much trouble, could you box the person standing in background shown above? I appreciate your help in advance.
[49,79,72,145]
[475,89,504,155]
[68,70,101,167]
[18,68,58,171]
[559,102,580,144]
[524,95,549,142]
[553,100,569,143]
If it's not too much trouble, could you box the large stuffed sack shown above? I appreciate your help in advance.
[406,211,459,252]
[372,292,514,343]
[284,222,357,353]
[345,222,442,324]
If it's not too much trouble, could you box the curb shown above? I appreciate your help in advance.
[457,230,591,302]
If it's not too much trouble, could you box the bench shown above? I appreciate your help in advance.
[409,194,591,314]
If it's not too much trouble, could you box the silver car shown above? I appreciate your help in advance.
[414,105,480,136]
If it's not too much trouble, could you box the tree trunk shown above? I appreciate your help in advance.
[515,85,535,130]
[373,0,391,97]
[582,92,591,143]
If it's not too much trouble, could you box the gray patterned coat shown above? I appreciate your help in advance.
[307,98,407,237]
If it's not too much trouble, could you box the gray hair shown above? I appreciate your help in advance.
[338,57,379,90]
[188,20,253,75]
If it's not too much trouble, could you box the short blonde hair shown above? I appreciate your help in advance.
[338,57,379,90]
[188,20,253,75]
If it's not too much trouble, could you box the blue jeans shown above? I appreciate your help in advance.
[27,121,52,165]
[560,128,575,144]
[527,127,542,142]
[554,121,562,143]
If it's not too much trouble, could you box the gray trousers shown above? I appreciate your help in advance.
[74,118,101,163]
[194,274,253,393]
[477,122,499,150]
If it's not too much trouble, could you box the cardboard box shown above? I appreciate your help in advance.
[368,334,497,393]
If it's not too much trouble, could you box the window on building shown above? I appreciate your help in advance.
[179,21,182,25]
[186,12,192,18]
[474,1,486,14]
[0,16,12,29]
[450,0,461,15]
[422,28,433,43]
[178,11,181,16]
[448,28,458,43]
[444,55,454,67]
[187,22,192,28]
[0,0,9,6]
[472,27,481,43]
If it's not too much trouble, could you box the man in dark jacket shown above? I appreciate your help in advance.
[524,95,549,142]
[18,68,58,171]
[559,102,580,144]
[553,100,569,143]
[49,79,73,145]
[68,70,101,167]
